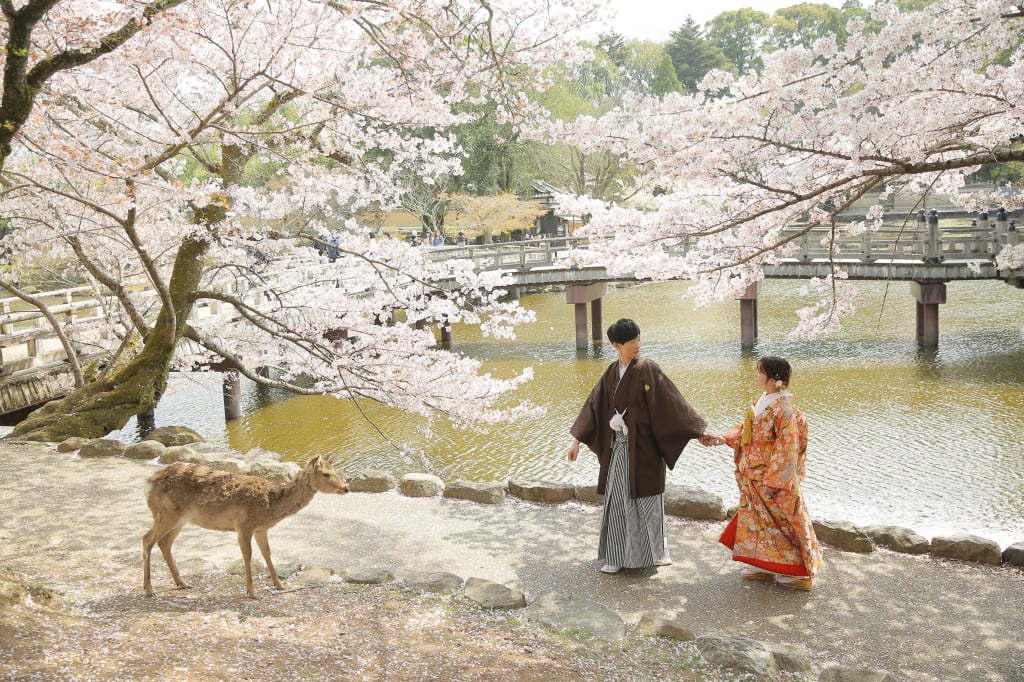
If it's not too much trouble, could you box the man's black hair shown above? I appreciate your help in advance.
[607,318,640,345]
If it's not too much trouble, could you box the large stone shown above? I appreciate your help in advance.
[208,457,250,475]
[812,520,873,553]
[762,642,812,674]
[664,484,726,521]
[399,473,445,497]
[573,484,603,504]
[144,425,205,447]
[525,591,625,640]
[78,438,125,458]
[248,460,300,482]
[635,615,695,641]
[443,480,506,504]
[862,524,930,555]
[819,666,898,682]
[56,437,88,453]
[342,567,394,584]
[349,470,397,493]
[508,479,574,504]
[931,533,1002,565]
[463,577,526,609]
[158,445,196,464]
[1002,542,1024,567]
[124,439,166,460]
[402,571,464,594]
[696,633,779,680]
[241,446,282,463]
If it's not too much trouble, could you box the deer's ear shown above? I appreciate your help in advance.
[307,455,321,469]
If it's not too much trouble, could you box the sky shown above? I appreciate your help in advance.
[601,0,847,42]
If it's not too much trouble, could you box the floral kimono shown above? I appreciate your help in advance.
[718,391,822,577]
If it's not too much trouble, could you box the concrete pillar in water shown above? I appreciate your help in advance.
[738,282,760,349]
[565,282,608,350]
[911,281,946,347]
[223,368,243,420]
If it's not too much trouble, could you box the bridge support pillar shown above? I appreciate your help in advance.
[591,299,603,344]
[440,316,452,348]
[223,368,243,421]
[566,283,608,350]
[507,285,520,301]
[911,281,946,347]
[738,282,760,349]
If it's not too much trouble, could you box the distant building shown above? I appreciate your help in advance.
[530,180,584,237]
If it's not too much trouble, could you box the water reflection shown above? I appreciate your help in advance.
[109,279,1024,547]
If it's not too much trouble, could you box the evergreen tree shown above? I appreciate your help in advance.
[665,17,734,93]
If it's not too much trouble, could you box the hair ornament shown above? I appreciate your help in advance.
[774,379,784,389]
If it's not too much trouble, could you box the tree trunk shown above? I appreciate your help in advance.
[7,235,209,442]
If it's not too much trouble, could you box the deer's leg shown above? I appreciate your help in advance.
[156,523,188,589]
[143,513,182,597]
[236,527,257,599]
[254,529,284,591]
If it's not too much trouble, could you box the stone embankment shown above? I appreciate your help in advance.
[34,427,1024,681]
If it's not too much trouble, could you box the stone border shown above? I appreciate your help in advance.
[51,433,1024,568]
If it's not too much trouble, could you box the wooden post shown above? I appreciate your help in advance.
[591,298,603,344]
[911,281,946,347]
[440,315,452,348]
[995,207,1008,251]
[223,368,243,420]
[565,283,608,351]
[574,303,588,350]
[738,282,760,349]
[924,210,942,264]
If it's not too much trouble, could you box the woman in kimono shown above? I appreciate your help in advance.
[566,318,711,574]
[712,356,822,590]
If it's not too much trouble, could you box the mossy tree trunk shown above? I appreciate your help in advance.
[7,235,209,442]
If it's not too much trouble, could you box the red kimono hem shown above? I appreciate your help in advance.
[718,515,812,578]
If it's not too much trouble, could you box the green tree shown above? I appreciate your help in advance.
[620,41,683,96]
[665,17,734,93]
[770,3,847,50]
[706,8,774,75]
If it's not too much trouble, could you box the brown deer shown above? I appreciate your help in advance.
[143,455,349,599]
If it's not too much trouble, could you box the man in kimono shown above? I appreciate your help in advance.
[566,318,712,573]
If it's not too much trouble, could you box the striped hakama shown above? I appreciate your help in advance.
[598,432,668,568]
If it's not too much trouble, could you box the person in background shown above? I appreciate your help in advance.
[706,355,822,591]
[566,318,715,574]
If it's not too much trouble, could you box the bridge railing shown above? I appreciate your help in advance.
[427,215,1018,270]
[0,288,111,375]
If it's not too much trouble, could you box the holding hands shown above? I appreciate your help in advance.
[699,433,726,447]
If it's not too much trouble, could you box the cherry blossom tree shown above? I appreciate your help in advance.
[553,0,1024,337]
[0,0,601,441]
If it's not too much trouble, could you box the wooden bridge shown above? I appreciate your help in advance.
[2,209,1021,419]
[426,209,1023,349]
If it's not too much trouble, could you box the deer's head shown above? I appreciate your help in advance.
[306,455,349,495]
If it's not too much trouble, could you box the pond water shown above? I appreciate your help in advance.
[108,278,1024,547]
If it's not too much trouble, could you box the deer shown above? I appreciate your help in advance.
[142,455,349,599]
